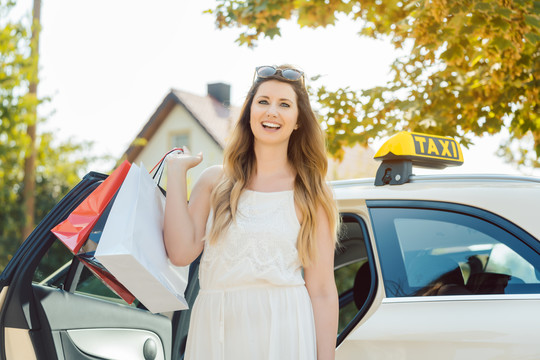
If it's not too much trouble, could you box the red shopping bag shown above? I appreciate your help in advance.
[78,256,136,304]
[51,160,131,254]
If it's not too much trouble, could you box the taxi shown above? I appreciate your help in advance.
[333,132,540,359]
[1,132,539,360]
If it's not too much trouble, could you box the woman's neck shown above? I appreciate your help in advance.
[254,142,289,174]
[250,142,295,190]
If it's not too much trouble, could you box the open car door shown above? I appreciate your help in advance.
[0,171,175,360]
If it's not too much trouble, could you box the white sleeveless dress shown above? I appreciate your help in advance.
[184,190,317,359]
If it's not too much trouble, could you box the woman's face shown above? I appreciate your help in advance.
[250,80,299,147]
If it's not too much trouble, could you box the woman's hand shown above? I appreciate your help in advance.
[166,146,203,176]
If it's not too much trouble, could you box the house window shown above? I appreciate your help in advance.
[171,133,190,150]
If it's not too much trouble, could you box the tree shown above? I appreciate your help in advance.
[0,1,98,271]
[208,0,540,164]
[1,0,35,262]
[22,0,41,239]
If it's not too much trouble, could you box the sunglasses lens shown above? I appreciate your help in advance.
[254,66,304,84]
[257,66,278,78]
[281,69,303,81]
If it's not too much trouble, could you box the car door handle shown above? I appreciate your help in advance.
[143,338,158,360]
[67,328,165,359]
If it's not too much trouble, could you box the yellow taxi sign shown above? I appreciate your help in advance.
[374,132,464,169]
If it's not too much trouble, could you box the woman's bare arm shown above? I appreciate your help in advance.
[163,151,222,266]
[304,205,338,360]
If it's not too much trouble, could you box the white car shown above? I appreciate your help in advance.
[333,132,540,359]
[1,132,539,360]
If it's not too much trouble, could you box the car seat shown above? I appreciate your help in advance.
[407,255,467,296]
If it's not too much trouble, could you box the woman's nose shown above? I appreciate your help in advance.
[266,104,278,117]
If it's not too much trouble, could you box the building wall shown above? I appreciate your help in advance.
[134,104,224,191]
[327,144,379,181]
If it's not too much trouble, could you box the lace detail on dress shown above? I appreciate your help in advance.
[200,190,303,289]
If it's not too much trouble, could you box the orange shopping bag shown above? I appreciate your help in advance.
[51,160,131,254]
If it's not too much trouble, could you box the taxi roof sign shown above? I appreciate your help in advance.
[374,132,464,186]
[375,132,464,168]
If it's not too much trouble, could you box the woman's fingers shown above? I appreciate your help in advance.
[191,152,203,167]
[166,148,203,172]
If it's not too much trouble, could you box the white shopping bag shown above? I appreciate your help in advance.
[95,162,189,313]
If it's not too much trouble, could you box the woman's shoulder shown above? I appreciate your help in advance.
[198,165,224,189]
[202,164,223,178]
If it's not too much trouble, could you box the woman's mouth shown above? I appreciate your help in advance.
[262,122,281,130]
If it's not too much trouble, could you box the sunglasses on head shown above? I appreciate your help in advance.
[254,65,304,83]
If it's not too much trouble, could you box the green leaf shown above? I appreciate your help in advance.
[524,32,540,44]
[491,36,512,51]
[492,16,510,32]
[474,2,492,11]
[440,44,463,61]
[265,27,281,39]
[525,15,540,29]
[471,13,487,26]
[255,1,268,13]
[495,7,513,19]
[534,1,540,14]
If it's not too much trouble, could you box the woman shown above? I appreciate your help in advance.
[164,65,339,359]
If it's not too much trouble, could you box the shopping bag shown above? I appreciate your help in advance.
[95,162,189,313]
[51,160,131,254]
[78,254,136,304]
[76,196,136,304]
[52,161,136,304]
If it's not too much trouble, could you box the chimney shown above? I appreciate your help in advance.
[207,82,231,107]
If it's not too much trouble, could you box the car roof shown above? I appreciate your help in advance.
[331,174,540,238]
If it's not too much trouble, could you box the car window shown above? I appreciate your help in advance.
[74,265,134,305]
[371,206,540,297]
[34,232,141,309]
[35,242,138,306]
[34,238,72,286]
[334,261,363,333]
[334,214,375,339]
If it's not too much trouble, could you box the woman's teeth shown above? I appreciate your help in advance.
[262,122,281,129]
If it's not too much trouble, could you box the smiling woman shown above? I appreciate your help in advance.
[163,64,340,359]
[250,80,299,145]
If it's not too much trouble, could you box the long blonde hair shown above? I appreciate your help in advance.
[207,65,339,266]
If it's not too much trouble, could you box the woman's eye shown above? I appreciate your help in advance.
[258,100,269,105]
[280,103,290,108]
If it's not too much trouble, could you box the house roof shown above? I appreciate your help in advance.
[124,89,240,162]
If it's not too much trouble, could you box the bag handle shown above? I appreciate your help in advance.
[150,147,184,186]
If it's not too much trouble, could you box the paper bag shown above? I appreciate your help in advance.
[76,195,136,304]
[95,163,189,313]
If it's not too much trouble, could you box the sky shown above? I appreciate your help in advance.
[10,0,538,177]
